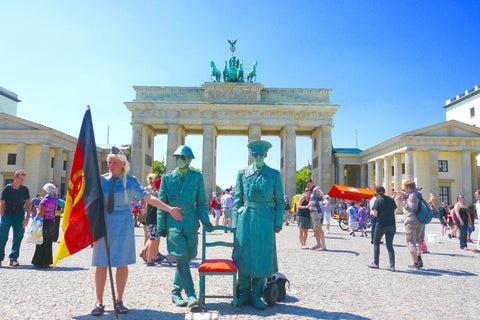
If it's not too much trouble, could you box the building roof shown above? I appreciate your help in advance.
[0,86,21,102]
[333,148,363,154]
[443,85,480,109]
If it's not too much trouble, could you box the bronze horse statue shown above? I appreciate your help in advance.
[246,61,257,82]
[210,61,221,82]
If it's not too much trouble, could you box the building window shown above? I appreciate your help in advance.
[63,160,67,171]
[401,163,405,175]
[51,157,55,168]
[439,186,450,205]
[391,166,394,176]
[470,107,475,118]
[438,160,448,172]
[7,154,16,165]
[5,178,14,185]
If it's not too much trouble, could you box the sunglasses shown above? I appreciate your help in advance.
[175,155,189,161]
[252,152,265,157]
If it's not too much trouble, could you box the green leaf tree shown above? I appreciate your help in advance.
[296,166,311,194]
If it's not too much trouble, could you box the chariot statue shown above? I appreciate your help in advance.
[209,40,257,83]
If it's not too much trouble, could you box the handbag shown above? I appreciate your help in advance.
[137,205,147,224]
[42,219,55,238]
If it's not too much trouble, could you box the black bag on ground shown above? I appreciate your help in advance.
[271,272,290,301]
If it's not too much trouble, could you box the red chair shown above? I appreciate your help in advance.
[198,225,237,308]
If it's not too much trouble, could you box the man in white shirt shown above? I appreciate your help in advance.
[474,190,480,253]
[221,191,234,231]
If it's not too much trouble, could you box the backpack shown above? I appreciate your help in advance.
[414,192,433,224]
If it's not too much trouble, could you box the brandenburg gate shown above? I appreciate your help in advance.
[125,42,339,199]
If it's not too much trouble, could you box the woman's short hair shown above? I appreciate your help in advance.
[403,180,416,190]
[147,173,158,185]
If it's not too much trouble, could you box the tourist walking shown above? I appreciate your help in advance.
[347,201,358,236]
[357,202,368,237]
[453,194,471,251]
[297,188,311,249]
[31,183,58,268]
[0,170,31,267]
[221,191,234,230]
[309,186,326,250]
[323,195,333,233]
[91,147,181,316]
[368,186,396,271]
[213,191,222,226]
[474,190,480,253]
[30,193,42,219]
[438,202,449,238]
[395,180,424,270]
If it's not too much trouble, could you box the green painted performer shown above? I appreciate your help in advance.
[232,140,284,309]
[157,145,214,308]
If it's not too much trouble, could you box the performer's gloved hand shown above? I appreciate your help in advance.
[274,226,282,233]
[158,228,168,237]
[203,221,214,233]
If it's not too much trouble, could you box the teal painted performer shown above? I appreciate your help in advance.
[232,140,284,309]
[157,145,214,308]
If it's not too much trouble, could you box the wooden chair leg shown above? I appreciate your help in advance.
[199,274,205,308]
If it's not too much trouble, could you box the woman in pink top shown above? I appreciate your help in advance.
[31,183,58,268]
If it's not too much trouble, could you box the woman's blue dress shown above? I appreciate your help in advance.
[92,173,148,267]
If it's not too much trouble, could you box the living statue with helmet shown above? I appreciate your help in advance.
[157,145,214,308]
[232,140,284,309]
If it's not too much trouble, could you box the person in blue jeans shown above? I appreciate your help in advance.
[0,170,32,267]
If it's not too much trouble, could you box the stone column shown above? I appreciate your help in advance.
[131,124,143,179]
[320,126,332,193]
[383,157,391,194]
[311,128,322,188]
[38,145,50,193]
[166,125,186,171]
[53,148,64,188]
[374,159,383,187]
[393,154,401,192]
[360,164,367,188]
[462,152,473,203]
[248,126,262,165]
[429,150,439,206]
[281,127,296,200]
[338,164,345,186]
[65,151,74,186]
[472,153,479,193]
[405,151,414,181]
[367,161,374,188]
[15,143,26,171]
[202,125,217,201]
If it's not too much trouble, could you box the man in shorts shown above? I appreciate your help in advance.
[221,191,234,232]
[309,186,327,251]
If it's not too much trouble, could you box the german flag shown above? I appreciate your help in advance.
[53,108,105,268]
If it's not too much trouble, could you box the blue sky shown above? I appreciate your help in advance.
[2,1,480,189]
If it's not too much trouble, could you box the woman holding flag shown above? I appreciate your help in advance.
[91,147,182,316]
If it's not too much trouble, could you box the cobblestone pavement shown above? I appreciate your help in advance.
[0,216,478,320]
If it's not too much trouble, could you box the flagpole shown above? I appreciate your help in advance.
[103,233,119,320]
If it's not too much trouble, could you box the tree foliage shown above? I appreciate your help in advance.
[153,160,166,177]
[296,166,311,194]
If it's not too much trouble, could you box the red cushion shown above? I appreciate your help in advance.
[198,259,238,273]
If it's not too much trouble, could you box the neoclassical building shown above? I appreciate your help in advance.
[335,120,480,205]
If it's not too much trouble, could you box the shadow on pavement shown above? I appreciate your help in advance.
[73,309,185,320]
[396,268,478,277]
[323,249,360,256]
[9,265,87,272]
[428,252,475,258]
[205,303,371,320]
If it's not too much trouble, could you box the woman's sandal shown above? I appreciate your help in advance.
[91,303,105,316]
[116,301,128,314]
[139,250,147,262]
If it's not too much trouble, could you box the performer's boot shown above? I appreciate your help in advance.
[237,275,251,306]
[171,268,188,307]
[251,277,266,309]
[177,262,198,308]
